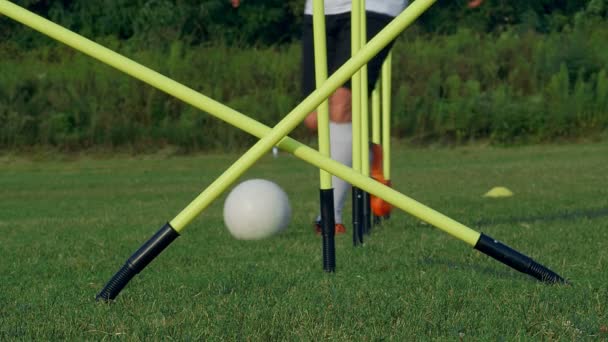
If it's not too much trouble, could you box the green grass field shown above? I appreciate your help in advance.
[1,142,607,340]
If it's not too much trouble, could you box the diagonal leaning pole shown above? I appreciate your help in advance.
[0,0,568,302]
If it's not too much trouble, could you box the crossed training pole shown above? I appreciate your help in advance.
[0,0,567,302]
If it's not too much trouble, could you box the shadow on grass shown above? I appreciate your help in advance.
[474,207,608,227]
[419,257,531,282]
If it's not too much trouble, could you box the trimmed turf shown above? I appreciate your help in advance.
[1,142,607,340]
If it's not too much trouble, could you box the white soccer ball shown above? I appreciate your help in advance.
[223,179,291,240]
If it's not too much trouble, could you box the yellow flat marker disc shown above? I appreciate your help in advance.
[483,186,514,198]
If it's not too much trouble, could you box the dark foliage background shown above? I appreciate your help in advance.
[1,0,594,46]
[1,0,607,151]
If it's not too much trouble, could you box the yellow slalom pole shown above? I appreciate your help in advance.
[382,52,392,181]
[313,0,332,191]
[371,80,381,145]
[312,0,336,272]
[360,2,370,179]
[358,0,373,236]
[370,51,393,222]
[350,0,365,244]
[370,78,385,224]
[351,0,362,174]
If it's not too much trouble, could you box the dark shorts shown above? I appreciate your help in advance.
[301,11,396,98]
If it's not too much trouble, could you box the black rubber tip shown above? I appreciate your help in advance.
[95,263,138,302]
[474,233,568,284]
[352,187,364,246]
[96,222,180,301]
[320,189,336,272]
[362,191,372,235]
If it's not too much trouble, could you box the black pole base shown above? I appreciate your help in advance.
[352,187,364,246]
[320,189,336,272]
[474,233,568,284]
[96,222,180,302]
[362,191,372,235]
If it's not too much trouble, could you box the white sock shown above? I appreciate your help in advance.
[316,122,352,224]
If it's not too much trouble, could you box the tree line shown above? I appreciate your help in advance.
[1,0,601,47]
[1,0,607,151]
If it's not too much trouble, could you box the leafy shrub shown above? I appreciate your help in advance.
[1,2,607,151]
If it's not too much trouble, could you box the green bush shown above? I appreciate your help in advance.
[1,7,608,151]
[387,24,608,145]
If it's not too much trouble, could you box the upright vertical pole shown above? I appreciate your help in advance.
[371,81,382,146]
[359,1,372,236]
[313,0,336,272]
[371,79,382,225]
[351,0,364,246]
[381,52,393,220]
